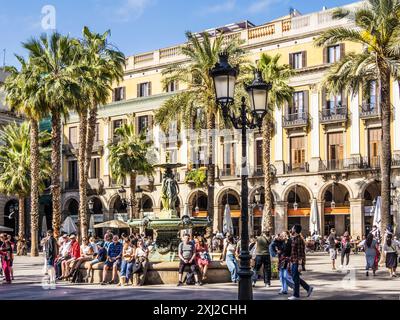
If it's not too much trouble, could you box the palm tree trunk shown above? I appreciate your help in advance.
[84,106,98,184]
[51,113,62,239]
[378,65,392,236]
[30,119,39,257]
[18,196,25,240]
[129,172,138,220]
[206,112,216,231]
[262,116,273,232]
[78,111,88,238]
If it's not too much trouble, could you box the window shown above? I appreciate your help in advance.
[326,45,341,63]
[90,158,100,179]
[113,119,124,140]
[113,87,125,102]
[368,81,377,109]
[167,80,179,92]
[137,82,151,97]
[222,138,236,176]
[95,123,100,142]
[292,92,304,114]
[326,93,343,111]
[368,128,381,168]
[290,136,306,170]
[69,126,78,145]
[327,132,344,169]
[68,160,78,186]
[255,139,263,171]
[290,51,306,69]
[138,116,149,133]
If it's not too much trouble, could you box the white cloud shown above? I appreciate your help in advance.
[202,0,236,14]
[247,0,286,14]
[114,0,155,22]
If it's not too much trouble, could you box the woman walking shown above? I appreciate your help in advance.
[361,233,379,276]
[340,231,352,268]
[0,234,12,284]
[222,235,239,284]
[383,234,399,278]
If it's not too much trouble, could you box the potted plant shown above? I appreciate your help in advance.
[184,167,207,188]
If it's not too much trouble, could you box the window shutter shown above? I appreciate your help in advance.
[176,81,179,91]
[342,89,347,108]
[135,116,140,135]
[122,87,126,100]
[321,87,327,109]
[148,115,153,130]
[112,89,116,102]
[289,53,294,68]
[323,47,328,64]
[137,84,140,97]
[340,43,345,60]
[302,51,307,68]
[148,82,152,96]
[303,90,309,114]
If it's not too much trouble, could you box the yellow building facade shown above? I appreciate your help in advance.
[61,2,400,238]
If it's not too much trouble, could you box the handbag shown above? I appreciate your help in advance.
[131,261,142,274]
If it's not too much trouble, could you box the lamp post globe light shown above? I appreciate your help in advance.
[210,52,271,301]
[118,185,144,220]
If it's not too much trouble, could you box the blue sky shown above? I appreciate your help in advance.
[0,0,356,67]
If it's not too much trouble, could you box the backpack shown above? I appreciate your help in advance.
[185,271,196,285]
[71,268,84,283]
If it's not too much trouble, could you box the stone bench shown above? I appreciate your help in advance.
[79,260,232,285]
[79,259,278,285]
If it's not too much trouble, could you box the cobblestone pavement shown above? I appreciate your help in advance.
[1,253,399,300]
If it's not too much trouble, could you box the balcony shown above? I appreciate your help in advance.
[360,103,380,120]
[253,165,264,177]
[220,166,239,178]
[285,162,309,174]
[319,157,365,172]
[282,112,308,129]
[64,180,79,191]
[319,106,348,124]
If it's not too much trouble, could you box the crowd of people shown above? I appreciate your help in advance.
[2,222,399,298]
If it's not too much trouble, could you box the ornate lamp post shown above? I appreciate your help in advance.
[88,199,94,213]
[118,185,144,220]
[210,52,271,301]
[8,203,18,237]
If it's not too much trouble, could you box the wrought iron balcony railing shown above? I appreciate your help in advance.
[319,106,348,124]
[360,103,379,119]
[282,112,309,128]
[285,162,309,174]
[319,157,362,171]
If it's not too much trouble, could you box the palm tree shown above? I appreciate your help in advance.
[257,53,294,232]
[108,123,154,220]
[75,27,125,238]
[0,122,51,254]
[22,33,81,238]
[3,56,49,256]
[154,31,245,231]
[315,0,400,236]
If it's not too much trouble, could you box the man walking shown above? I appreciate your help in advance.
[328,228,338,270]
[44,229,58,289]
[252,230,272,287]
[288,224,313,300]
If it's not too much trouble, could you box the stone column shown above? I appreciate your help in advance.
[318,200,325,236]
[274,201,287,234]
[309,86,321,173]
[213,205,220,233]
[350,199,363,238]
[335,215,345,235]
